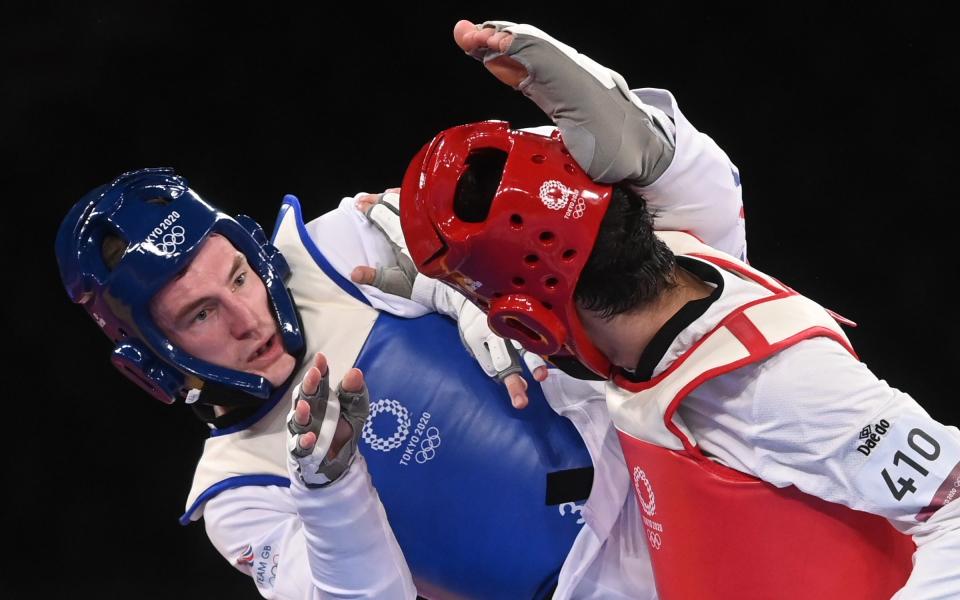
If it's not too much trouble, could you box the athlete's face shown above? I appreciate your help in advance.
[150,234,296,386]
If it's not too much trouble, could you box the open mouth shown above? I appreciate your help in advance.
[248,334,278,363]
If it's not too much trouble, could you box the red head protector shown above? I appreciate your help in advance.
[401,121,614,378]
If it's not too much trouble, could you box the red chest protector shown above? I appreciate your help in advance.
[610,232,914,600]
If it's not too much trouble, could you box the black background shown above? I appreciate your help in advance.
[3,3,956,597]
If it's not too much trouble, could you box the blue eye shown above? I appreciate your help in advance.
[194,309,209,323]
[235,272,246,287]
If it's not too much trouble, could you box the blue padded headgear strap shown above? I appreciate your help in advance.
[55,168,304,404]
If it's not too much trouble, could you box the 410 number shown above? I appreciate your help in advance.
[882,428,940,501]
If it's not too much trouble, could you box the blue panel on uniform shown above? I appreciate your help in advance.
[356,311,592,600]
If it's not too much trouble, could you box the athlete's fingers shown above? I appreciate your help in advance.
[298,430,317,453]
[340,367,365,394]
[453,19,482,52]
[294,398,311,427]
[488,30,514,53]
[301,352,328,397]
[350,266,378,285]
[533,365,549,382]
[355,193,380,214]
[504,372,529,409]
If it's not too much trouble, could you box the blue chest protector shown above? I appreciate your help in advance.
[356,311,592,600]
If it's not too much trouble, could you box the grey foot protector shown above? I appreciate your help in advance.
[477,21,676,185]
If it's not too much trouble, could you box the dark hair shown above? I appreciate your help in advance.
[574,185,676,319]
[453,148,508,223]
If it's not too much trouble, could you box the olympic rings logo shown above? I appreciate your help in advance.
[414,427,442,463]
[361,399,411,452]
[568,197,586,219]
[647,530,662,550]
[154,225,186,255]
[633,466,657,517]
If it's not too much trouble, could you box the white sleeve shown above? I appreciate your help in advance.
[302,195,431,318]
[203,457,415,599]
[631,88,748,261]
[680,338,960,599]
[524,87,747,261]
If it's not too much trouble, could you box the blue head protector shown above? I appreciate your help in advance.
[55,168,304,404]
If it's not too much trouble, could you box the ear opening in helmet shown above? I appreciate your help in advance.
[453,148,507,223]
[100,196,174,271]
[502,316,545,345]
[101,234,129,271]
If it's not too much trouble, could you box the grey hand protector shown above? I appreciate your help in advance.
[479,21,676,185]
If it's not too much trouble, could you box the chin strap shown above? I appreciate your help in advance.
[186,377,289,428]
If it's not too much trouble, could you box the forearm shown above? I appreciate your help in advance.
[630,88,747,260]
[893,500,960,599]
[204,480,413,599]
[470,22,745,259]
[289,456,415,598]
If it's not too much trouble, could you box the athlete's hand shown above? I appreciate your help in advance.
[453,19,676,185]
[453,19,525,87]
[351,189,417,299]
[287,352,370,487]
[522,350,550,385]
[352,190,534,409]
[355,188,401,216]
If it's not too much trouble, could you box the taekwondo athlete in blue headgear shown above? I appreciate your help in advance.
[56,168,303,405]
[56,166,595,599]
